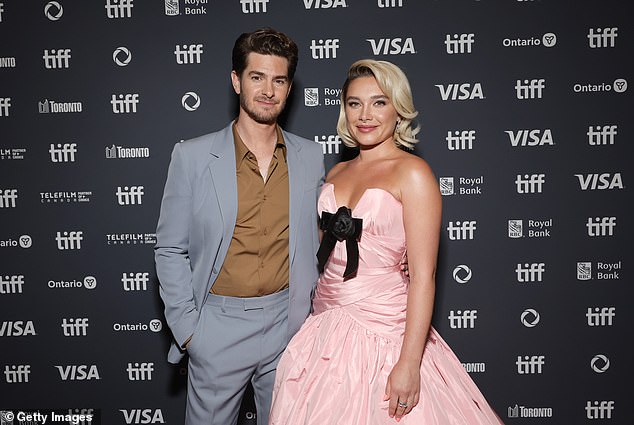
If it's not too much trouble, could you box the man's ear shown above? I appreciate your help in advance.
[230,70,241,95]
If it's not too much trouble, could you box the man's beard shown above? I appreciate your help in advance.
[240,94,285,125]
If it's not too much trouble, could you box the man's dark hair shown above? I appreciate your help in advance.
[232,28,299,81]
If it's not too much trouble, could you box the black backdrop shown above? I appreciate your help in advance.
[0,1,632,424]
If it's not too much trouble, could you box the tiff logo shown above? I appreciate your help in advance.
[516,79,545,99]
[174,44,203,64]
[586,307,615,326]
[587,125,617,145]
[0,275,24,294]
[448,310,477,328]
[516,355,545,374]
[515,263,545,282]
[43,48,71,69]
[49,143,77,162]
[0,2,4,22]
[310,39,340,59]
[105,0,133,18]
[447,221,476,240]
[0,188,17,208]
[445,33,474,54]
[515,174,545,193]
[586,217,616,237]
[122,272,150,291]
[447,130,475,150]
[241,0,269,13]
[56,231,84,250]
[586,401,615,419]
[0,97,11,116]
[588,28,617,48]
[61,317,89,336]
[127,362,154,380]
[111,94,139,113]
[4,365,31,383]
[378,0,403,7]
[116,186,144,205]
[315,135,341,155]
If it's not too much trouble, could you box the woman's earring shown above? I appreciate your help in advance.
[395,120,401,134]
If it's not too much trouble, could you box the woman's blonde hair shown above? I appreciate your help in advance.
[337,59,419,149]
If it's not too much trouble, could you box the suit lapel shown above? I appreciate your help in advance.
[284,131,306,268]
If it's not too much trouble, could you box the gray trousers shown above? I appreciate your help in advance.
[185,288,289,425]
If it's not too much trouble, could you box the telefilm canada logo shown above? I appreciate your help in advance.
[304,87,341,107]
[40,191,92,204]
[106,233,157,245]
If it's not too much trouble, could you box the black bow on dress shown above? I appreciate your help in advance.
[316,206,363,279]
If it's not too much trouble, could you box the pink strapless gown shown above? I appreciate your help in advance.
[270,183,504,424]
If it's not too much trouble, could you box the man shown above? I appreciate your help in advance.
[154,28,324,425]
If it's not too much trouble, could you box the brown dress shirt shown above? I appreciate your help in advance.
[211,124,290,297]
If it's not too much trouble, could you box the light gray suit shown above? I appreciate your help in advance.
[155,123,324,424]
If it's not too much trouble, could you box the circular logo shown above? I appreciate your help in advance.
[452,265,472,284]
[44,1,64,21]
[1,411,15,422]
[84,275,97,289]
[613,78,627,93]
[149,319,163,332]
[521,308,540,327]
[542,33,557,47]
[182,92,201,111]
[590,354,610,373]
[113,47,132,66]
[19,235,33,248]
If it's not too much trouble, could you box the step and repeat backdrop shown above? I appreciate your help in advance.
[1,1,631,424]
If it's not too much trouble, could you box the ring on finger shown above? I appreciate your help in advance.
[398,401,408,408]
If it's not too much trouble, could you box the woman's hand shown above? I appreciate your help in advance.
[384,360,420,420]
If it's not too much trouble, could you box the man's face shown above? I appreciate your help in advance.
[231,53,292,125]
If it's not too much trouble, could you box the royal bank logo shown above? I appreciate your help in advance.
[116,186,144,205]
[586,307,615,326]
[515,79,545,99]
[3,365,31,383]
[56,231,83,250]
[0,148,25,160]
[573,78,627,94]
[164,0,179,15]
[314,135,341,155]
[181,92,200,111]
[0,275,24,295]
[577,262,592,280]
[106,144,150,159]
[587,125,617,145]
[515,173,545,193]
[0,56,16,68]
[310,39,340,59]
[516,355,545,374]
[303,0,347,8]
[0,320,36,336]
[439,177,454,195]
[435,83,484,101]
[503,32,557,48]
[303,87,341,107]
[366,37,416,55]
[166,0,208,15]
[38,99,83,113]
[44,1,63,20]
[127,362,154,380]
[586,401,615,419]
[105,0,133,18]
[505,129,554,147]
[114,319,162,333]
[122,272,150,291]
[577,261,620,281]
[61,318,89,336]
[440,176,483,196]
[113,46,132,66]
[41,191,92,204]
[119,409,165,424]
[378,0,402,7]
[588,27,617,48]
[111,93,139,113]
[48,276,97,290]
[174,44,203,64]
[515,263,545,283]
[507,405,553,418]
[0,189,17,208]
[55,364,101,381]
[446,130,475,150]
[590,354,610,373]
[508,219,552,238]
[445,33,474,54]
[520,309,540,328]
[106,233,157,245]
[304,88,319,106]
[49,143,77,162]
[241,0,269,13]
[448,310,477,329]
[0,97,11,117]
[452,265,472,284]
[43,48,71,69]
[447,220,476,240]
[575,173,623,190]
[0,235,32,249]
[586,217,616,237]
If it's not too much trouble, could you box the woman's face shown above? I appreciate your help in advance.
[344,76,399,148]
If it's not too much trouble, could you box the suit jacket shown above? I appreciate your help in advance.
[155,123,325,363]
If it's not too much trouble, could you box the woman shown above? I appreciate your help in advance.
[269,59,503,424]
